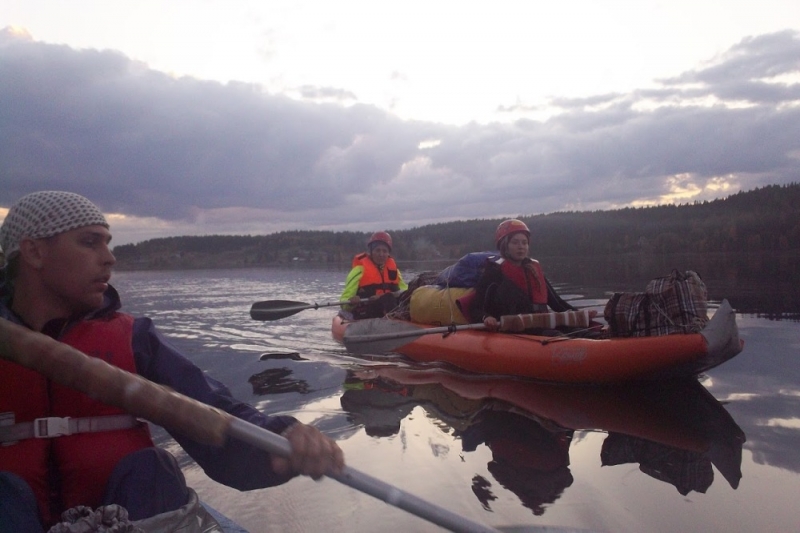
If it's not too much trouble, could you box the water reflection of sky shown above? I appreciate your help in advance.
[111,264,800,533]
[704,314,800,476]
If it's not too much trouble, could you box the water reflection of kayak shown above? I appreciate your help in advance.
[341,366,746,502]
[332,300,744,383]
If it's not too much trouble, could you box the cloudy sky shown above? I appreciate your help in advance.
[1,1,799,246]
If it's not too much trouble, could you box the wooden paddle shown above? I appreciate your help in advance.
[250,299,351,321]
[0,317,498,533]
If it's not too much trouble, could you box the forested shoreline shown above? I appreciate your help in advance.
[113,183,800,270]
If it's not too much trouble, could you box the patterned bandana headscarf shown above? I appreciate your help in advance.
[0,191,109,267]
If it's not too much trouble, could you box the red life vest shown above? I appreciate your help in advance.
[0,314,154,526]
[0,361,50,523]
[498,258,548,306]
[352,253,402,298]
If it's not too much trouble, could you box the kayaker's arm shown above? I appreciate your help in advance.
[467,261,504,323]
[131,317,318,489]
[545,276,578,312]
[341,264,365,307]
[397,269,409,291]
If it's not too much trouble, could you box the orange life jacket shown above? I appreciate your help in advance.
[0,314,154,526]
[352,253,402,298]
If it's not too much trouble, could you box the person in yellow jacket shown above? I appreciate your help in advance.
[341,231,407,319]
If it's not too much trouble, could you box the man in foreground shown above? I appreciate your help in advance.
[0,191,344,532]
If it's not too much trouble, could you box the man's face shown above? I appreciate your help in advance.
[35,225,116,314]
[369,243,390,266]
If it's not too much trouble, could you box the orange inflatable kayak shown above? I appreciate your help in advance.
[332,300,744,384]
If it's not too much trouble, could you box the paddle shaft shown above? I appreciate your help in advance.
[229,418,498,533]
[0,318,498,533]
[348,322,488,345]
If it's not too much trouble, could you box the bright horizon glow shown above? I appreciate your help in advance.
[4,0,799,125]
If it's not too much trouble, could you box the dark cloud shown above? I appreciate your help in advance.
[0,29,432,221]
[1,27,799,240]
[661,30,800,104]
[675,31,800,82]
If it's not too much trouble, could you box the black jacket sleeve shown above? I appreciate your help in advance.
[132,317,298,490]
[545,277,578,312]
[468,261,504,322]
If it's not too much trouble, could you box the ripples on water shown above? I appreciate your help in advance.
[111,259,800,533]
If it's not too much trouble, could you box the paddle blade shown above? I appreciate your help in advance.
[343,318,429,354]
[250,300,313,321]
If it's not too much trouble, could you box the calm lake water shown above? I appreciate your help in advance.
[111,253,800,533]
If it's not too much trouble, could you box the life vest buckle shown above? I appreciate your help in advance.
[33,417,71,438]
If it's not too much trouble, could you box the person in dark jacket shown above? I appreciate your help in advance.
[0,191,344,532]
[466,219,582,330]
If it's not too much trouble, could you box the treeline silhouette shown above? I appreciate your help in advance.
[113,183,800,270]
